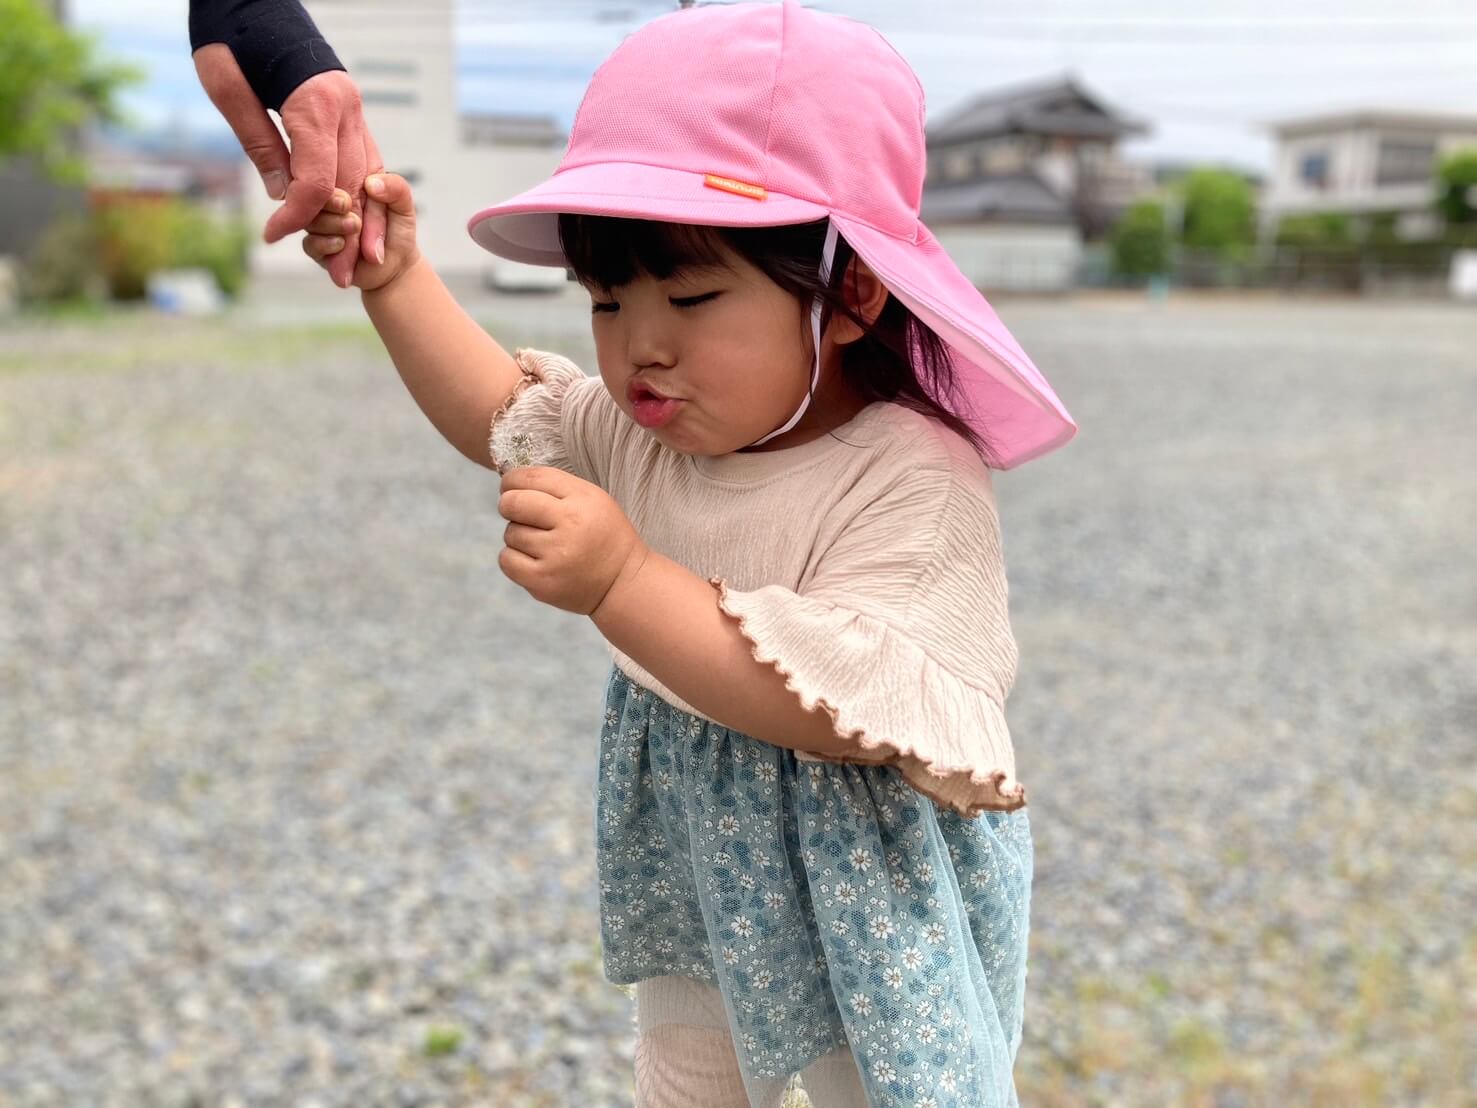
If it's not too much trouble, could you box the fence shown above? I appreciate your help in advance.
[1078,243,1460,296]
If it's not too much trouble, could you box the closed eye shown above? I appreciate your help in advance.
[671,291,722,308]
[590,291,723,314]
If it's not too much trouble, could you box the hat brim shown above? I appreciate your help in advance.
[467,161,828,264]
[467,163,1077,469]
[830,213,1078,468]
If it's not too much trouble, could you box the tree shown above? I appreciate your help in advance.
[1434,148,1477,226]
[1176,167,1256,257]
[1109,200,1171,278]
[0,0,143,182]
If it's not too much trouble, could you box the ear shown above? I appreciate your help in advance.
[828,255,889,347]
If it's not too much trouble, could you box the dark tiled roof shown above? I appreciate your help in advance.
[921,172,1074,225]
[927,75,1149,145]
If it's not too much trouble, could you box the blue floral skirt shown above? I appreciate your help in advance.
[595,666,1033,1107]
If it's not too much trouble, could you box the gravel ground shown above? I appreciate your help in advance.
[1,290,1473,1106]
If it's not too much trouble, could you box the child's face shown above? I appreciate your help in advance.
[584,241,848,456]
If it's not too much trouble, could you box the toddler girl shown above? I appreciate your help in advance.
[299,2,1076,1104]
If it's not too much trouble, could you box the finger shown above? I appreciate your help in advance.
[498,488,560,527]
[498,544,539,582]
[263,119,338,244]
[326,111,368,289]
[302,233,347,262]
[363,172,415,217]
[503,521,550,554]
[496,466,564,487]
[193,45,290,199]
[305,210,361,236]
[359,129,387,265]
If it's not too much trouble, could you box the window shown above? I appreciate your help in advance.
[1299,151,1330,190]
[1375,138,1436,187]
[355,59,419,77]
[362,89,418,107]
[944,149,975,182]
[981,137,1026,174]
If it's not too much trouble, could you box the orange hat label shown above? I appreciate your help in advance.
[704,174,768,200]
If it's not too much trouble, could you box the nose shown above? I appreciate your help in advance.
[625,313,676,371]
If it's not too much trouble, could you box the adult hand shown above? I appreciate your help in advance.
[193,43,388,288]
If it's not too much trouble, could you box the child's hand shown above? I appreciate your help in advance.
[300,173,420,292]
[497,467,648,617]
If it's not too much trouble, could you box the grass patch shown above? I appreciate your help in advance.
[422,1025,464,1057]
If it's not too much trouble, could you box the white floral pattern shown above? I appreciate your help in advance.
[596,667,1033,1106]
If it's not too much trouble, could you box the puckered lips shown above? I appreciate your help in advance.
[627,379,684,428]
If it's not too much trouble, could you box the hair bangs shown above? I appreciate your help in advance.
[556,215,734,290]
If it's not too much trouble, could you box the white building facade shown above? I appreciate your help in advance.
[245,0,566,279]
[1260,110,1477,240]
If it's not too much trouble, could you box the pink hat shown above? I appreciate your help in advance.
[467,0,1076,469]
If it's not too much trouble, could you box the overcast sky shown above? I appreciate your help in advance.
[72,0,1477,173]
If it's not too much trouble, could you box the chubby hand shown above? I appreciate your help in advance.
[301,174,420,292]
[497,467,648,616]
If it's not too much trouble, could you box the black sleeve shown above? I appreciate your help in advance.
[189,0,346,113]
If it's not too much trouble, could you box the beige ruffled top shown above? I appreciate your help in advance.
[489,348,1027,816]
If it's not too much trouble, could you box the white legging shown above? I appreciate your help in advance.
[634,975,869,1108]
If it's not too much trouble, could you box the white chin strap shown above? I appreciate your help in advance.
[745,221,840,447]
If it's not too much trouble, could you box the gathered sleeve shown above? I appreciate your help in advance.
[487,348,621,487]
[708,464,1026,817]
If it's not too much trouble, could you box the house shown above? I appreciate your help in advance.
[921,75,1151,291]
[1260,109,1477,241]
[245,0,567,280]
[85,127,246,222]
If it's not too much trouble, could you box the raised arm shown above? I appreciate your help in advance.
[352,177,525,470]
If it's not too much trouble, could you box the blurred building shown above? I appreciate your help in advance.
[1260,109,1477,240]
[85,127,245,221]
[244,0,567,281]
[921,75,1151,291]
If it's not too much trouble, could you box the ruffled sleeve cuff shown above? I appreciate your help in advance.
[488,348,587,475]
[710,577,1027,817]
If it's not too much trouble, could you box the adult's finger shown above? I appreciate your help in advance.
[263,77,346,244]
[192,44,290,199]
[263,133,338,244]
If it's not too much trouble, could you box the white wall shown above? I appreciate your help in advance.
[1262,121,1477,227]
[246,0,565,278]
[934,224,1082,292]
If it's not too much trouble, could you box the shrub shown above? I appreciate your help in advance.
[93,197,248,300]
[1274,212,1353,248]
[1109,200,1171,277]
[19,212,102,303]
[1434,148,1477,225]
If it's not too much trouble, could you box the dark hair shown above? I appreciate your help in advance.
[555,214,1000,465]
